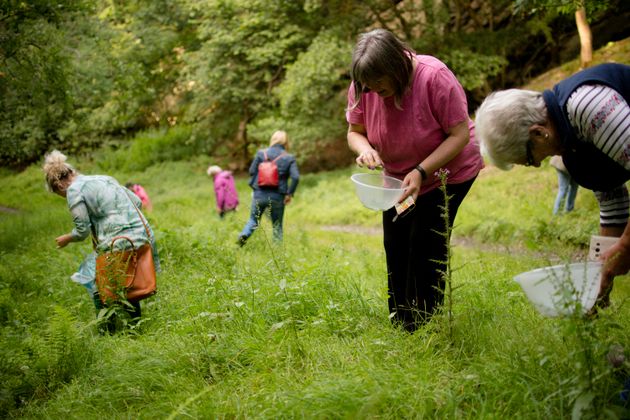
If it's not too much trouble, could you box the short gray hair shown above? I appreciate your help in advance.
[474,89,547,170]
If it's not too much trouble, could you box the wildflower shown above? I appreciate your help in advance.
[434,168,450,178]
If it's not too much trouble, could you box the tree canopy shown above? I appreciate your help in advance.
[1,0,627,169]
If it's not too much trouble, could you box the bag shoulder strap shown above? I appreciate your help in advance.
[272,152,287,163]
[90,227,98,251]
[90,188,152,252]
[124,188,152,240]
[109,235,135,251]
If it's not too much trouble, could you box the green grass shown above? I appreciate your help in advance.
[456,163,600,256]
[2,36,629,419]
[1,155,629,418]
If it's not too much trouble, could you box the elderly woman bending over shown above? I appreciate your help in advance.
[475,63,630,301]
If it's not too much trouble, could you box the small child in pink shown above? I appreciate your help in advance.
[125,183,153,212]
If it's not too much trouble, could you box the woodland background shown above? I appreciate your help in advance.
[2,0,630,172]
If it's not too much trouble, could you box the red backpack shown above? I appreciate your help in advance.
[257,150,286,188]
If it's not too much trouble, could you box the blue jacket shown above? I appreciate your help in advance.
[543,63,630,192]
[248,144,300,196]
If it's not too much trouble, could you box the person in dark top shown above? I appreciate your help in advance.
[237,130,299,246]
[475,63,630,302]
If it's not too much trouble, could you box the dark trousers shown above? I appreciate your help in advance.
[240,192,286,241]
[382,177,476,332]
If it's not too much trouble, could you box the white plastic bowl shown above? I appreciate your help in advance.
[351,173,405,211]
[513,262,602,317]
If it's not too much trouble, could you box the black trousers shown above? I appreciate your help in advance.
[382,177,476,332]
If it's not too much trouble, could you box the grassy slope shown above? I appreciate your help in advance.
[521,38,630,92]
[0,39,629,418]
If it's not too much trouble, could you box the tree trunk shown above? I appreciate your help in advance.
[237,116,249,169]
[575,7,592,69]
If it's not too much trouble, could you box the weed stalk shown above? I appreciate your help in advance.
[436,168,455,340]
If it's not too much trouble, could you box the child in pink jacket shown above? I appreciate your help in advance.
[207,165,239,218]
[125,183,153,212]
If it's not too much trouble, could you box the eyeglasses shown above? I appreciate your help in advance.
[525,140,535,166]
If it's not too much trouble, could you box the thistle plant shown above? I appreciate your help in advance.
[434,168,458,340]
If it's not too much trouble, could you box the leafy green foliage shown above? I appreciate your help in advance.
[61,0,192,140]
[514,0,611,16]
[269,29,353,150]
[1,0,194,167]
[180,0,319,163]
[2,0,627,172]
[441,50,508,91]
[511,0,614,66]
[0,1,83,167]
[95,125,196,172]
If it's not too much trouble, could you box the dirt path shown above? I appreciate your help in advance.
[320,224,587,262]
[320,225,381,235]
[0,205,19,214]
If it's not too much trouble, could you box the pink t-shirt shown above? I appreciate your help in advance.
[346,55,483,195]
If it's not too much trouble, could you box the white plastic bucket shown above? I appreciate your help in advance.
[513,262,602,317]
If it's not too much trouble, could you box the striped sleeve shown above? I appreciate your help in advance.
[566,84,630,170]
[594,186,629,227]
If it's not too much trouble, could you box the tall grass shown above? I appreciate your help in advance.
[0,156,629,418]
[456,164,600,257]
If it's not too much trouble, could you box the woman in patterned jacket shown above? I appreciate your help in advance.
[44,150,160,329]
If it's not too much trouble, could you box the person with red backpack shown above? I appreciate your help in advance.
[237,130,300,246]
[207,165,239,218]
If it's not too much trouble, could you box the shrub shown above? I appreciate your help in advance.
[96,125,197,172]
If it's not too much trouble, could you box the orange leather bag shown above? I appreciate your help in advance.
[95,236,156,304]
[94,189,157,304]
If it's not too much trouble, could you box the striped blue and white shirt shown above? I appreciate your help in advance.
[567,84,630,226]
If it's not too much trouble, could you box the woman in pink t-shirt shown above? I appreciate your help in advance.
[346,29,483,332]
